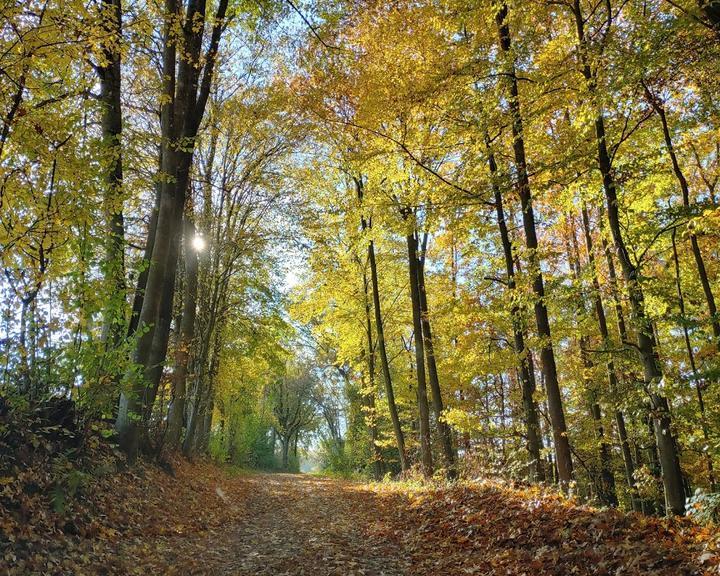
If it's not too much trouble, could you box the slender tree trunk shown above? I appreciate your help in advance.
[486,134,544,482]
[358,178,409,471]
[643,85,720,351]
[98,0,126,352]
[417,243,456,478]
[184,316,221,456]
[571,0,685,514]
[127,184,159,338]
[368,239,409,472]
[581,205,640,510]
[567,220,618,506]
[19,298,30,395]
[167,215,199,447]
[404,218,433,477]
[199,388,214,452]
[28,300,38,397]
[671,230,716,488]
[362,267,385,480]
[496,4,573,488]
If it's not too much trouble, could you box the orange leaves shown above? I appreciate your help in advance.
[364,480,720,575]
[4,425,720,576]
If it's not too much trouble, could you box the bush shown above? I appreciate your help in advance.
[317,438,353,478]
[209,413,279,470]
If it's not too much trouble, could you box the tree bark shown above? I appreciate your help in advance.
[417,242,456,478]
[581,205,640,510]
[404,215,433,477]
[567,219,618,506]
[495,4,573,488]
[167,215,199,447]
[97,0,126,352]
[643,84,720,351]
[671,229,716,489]
[362,267,386,480]
[357,178,409,472]
[115,0,229,461]
[127,185,159,338]
[571,0,685,515]
[486,134,545,482]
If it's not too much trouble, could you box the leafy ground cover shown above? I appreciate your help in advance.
[3,461,720,575]
[2,406,719,575]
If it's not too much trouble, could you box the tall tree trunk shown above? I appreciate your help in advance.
[496,4,573,488]
[486,134,545,482]
[167,214,199,448]
[142,226,181,425]
[357,178,409,471]
[281,436,290,470]
[127,185,159,338]
[417,241,456,478]
[671,230,716,489]
[115,0,179,459]
[362,267,386,480]
[572,0,685,515]
[183,320,218,456]
[98,0,126,352]
[404,217,433,477]
[115,0,228,461]
[567,219,618,506]
[643,84,720,351]
[581,205,640,510]
[199,386,214,453]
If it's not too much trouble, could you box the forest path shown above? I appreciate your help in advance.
[191,473,410,576]
[10,458,717,575]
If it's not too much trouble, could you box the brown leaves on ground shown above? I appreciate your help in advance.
[370,480,720,575]
[3,455,720,575]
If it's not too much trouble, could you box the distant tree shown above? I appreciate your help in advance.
[269,364,318,471]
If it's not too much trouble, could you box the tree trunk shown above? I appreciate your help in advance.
[115,0,179,460]
[199,389,214,453]
[358,178,409,472]
[417,242,456,478]
[127,186,159,339]
[362,267,386,480]
[671,230,716,488]
[496,4,573,488]
[567,221,618,507]
[404,218,433,477]
[643,84,720,351]
[115,0,229,461]
[98,0,126,353]
[167,215,199,448]
[486,134,544,482]
[281,437,290,470]
[571,0,685,515]
[581,205,640,510]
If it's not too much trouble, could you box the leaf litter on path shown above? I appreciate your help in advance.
[3,460,720,575]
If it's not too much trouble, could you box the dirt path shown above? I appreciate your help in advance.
[8,460,719,575]
[183,473,409,576]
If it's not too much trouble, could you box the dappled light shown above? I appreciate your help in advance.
[2,0,720,573]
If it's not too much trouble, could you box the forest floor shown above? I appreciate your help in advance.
[4,455,720,576]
